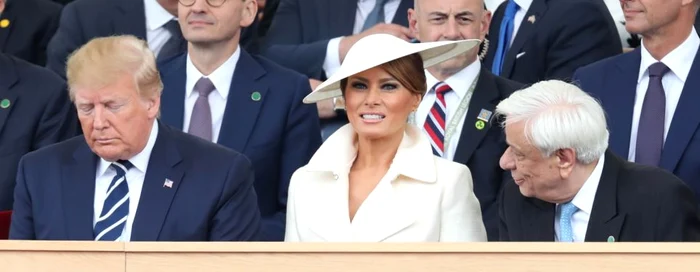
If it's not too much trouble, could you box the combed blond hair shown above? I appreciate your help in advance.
[66,35,163,101]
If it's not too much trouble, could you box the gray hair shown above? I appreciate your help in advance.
[496,80,609,164]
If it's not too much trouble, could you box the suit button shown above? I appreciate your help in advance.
[333,174,339,180]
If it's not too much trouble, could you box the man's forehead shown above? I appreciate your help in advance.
[416,0,483,12]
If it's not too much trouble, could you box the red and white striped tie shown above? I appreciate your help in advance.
[424,82,452,157]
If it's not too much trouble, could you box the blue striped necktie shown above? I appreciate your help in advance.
[94,160,133,241]
[491,0,519,75]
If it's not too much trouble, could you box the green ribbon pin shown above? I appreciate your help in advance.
[251,91,261,101]
[0,99,10,109]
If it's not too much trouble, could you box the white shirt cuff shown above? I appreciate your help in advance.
[323,37,343,78]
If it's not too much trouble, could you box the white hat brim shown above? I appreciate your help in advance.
[303,35,481,104]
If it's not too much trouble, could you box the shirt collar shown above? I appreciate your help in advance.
[513,0,532,12]
[144,0,175,31]
[185,46,241,100]
[97,121,159,177]
[569,153,605,215]
[638,27,700,84]
[304,124,438,183]
[425,60,481,99]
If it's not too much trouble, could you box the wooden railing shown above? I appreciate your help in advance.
[2,241,700,271]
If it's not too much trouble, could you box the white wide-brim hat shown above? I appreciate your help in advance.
[303,34,481,103]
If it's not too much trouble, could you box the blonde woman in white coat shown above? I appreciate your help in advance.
[285,34,488,242]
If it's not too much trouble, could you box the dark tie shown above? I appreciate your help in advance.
[491,0,519,75]
[188,77,216,141]
[635,62,670,166]
[158,20,187,62]
[361,0,389,31]
[94,160,133,241]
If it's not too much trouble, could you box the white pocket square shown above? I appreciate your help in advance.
[516,52,526,59]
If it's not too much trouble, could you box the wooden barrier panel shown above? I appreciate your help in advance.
[2,241,700,271]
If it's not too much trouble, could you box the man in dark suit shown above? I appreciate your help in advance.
[483,0,621,85]
[45,0,259,79]
[497,80,700,242]
[0,0,62,66]
[262,0,414,140]
[407,0,522,241]
[0,53,78,212]
[158,0,321,241]
[10,35,261,241]
[573,0,700,202]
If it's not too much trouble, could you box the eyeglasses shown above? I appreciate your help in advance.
[179,0,228,7]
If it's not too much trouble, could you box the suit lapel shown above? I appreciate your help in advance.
[453,69,500,164]
[523,198,555,241]
[0,1,17,51]
[131,123,184,241]
[391,0,413,27]
[62,142,98,240]
[216,51,267,151]
[0,56,19,136]
[327,0,357,37]
[113,0,147,39]
[607,51,642,159]
[659,48,700,172]
[585,151,625,241]
[501,0,548,78]
[159,55,188,130]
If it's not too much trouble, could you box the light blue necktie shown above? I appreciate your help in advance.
[94,160,133,241]
[491,0,519,75]
[361,0,390,31]
[558,202,578,242]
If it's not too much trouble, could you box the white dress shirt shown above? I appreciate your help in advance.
[323,0,401,78]
[144,0,176,57]
[93,122,159,242]
[183,47,240,143]
[553,154,605,242]
[510,0,532,45]
[627,29,699,162]
[415,61,481,161]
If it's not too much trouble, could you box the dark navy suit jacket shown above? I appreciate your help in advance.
[452,68,522,241]
[10,122,261,241]
[573,47,700,202]
[158,51,322,241]
[0,53,78,211]
[0,0,62,66]
[45,0,259,78]
[483,0,621,85]
[262,0,413,80]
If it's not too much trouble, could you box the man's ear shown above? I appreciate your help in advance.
[240,0,258,28]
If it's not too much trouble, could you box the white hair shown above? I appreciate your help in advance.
[496,80,609,164]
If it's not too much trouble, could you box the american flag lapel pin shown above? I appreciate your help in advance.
[163,179,174,188]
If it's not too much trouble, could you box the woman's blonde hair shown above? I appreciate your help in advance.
[66,35,163,101]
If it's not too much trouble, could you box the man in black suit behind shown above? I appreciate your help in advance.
[0,0,62,66]
[483,0,621,85]
[496,80,700,242]
[45,0,259,79]
[407,0,523,241]
[0,52,79,211]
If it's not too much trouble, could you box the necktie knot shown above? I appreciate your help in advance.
[433,82,453,96]
[194,77,215,97]
[163,20,182,36]
[361,0,389,31]
[648,62,670,78]
[111,160,133,175]
[505,0,520,16]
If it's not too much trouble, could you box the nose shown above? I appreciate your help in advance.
[190,0,208,12]
[92,106,108,130]
[442,17,462,41]
[499,147,516,170]
[363,87,382,106]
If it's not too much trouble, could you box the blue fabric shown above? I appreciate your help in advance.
[491,0,519,75]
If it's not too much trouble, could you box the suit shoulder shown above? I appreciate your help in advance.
[618,162,691,195]
[575,53,630,77]
[548,0,606,13]
[12,0,62,15]
[167,127,252,166]
[434,157,473,187]
[65,0,114,12]
[4,55,66,92]
[21,136,85,164]
[492,74,525,95]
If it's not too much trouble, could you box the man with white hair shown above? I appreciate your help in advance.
[496,80,700,242]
